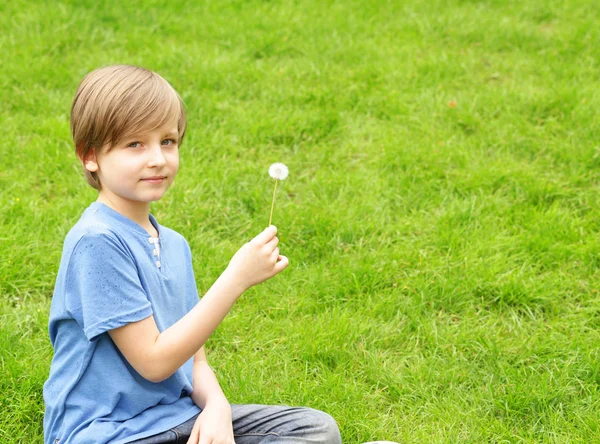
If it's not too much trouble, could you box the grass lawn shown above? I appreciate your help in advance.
[2,0,600,441]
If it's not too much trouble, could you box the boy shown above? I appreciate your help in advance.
[43,65,342,444]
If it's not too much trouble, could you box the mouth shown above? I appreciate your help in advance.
[141,176,167,184]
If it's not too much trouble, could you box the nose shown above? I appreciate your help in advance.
[147,142,167,168]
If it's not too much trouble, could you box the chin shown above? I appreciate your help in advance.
[129,192,165,203]
[143,188,170,201]
[146,193,167,202]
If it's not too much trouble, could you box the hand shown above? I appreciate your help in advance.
[187,401,235,444]
[226,225,289,290]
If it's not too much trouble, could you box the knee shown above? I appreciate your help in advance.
[306,408,342,444]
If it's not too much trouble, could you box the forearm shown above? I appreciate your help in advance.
[148,268,245,381]
[191,358,229,409]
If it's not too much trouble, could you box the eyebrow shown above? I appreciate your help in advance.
[119,129,179,143]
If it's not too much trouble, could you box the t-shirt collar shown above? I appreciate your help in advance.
[90,202,162,240]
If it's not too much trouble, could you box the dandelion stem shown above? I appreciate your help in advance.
[269,179,278,226]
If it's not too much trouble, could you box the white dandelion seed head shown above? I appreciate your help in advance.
[268,163,289,180]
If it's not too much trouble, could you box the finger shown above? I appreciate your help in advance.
[186,422,201,444]
[197,433,212,444]
[265,236,279,251]
[251,226,277,245]
[270,247,280,262]
[186,432,198,444]
[274,255,289,273]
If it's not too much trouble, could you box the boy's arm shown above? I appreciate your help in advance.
[108,268,244,383]
[190,347,229,409]
[108,226,287,383]
[185,347,234,443]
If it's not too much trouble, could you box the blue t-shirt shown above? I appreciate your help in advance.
[44,202,201,444]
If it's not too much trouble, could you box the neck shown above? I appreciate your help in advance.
[96,193,155,235]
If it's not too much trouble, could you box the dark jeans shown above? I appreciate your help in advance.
[128,404,342,443]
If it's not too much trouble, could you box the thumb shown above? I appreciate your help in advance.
[186,421,200,444]
[274,255,289,273]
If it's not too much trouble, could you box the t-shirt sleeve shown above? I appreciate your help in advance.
[65,232,153,341]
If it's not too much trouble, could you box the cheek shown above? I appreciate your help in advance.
[168,152,180,173]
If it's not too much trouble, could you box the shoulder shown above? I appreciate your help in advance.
[157,224,194,264]
[159,224,190,248]
[63,208,134,260]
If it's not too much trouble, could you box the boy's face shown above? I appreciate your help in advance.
[83,123,180,209]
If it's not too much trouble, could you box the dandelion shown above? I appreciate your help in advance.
[268,163,288,226]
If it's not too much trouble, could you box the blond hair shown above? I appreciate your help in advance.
[71,65,187,189]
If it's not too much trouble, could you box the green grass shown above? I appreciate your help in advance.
[2,0,600,441]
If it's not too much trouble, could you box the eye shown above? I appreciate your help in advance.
[127,141,142,148]
[161,138,177,146]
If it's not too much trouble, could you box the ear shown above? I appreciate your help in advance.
[79,145,99,173]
